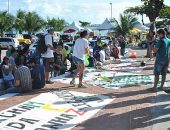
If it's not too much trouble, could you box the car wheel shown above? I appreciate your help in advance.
[141,43,147,48]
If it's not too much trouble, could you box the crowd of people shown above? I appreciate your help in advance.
[0,27,128,94]
[0,27,170,95]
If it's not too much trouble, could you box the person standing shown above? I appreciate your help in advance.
[146,31,155,59]
[41,27,56,84]
[70,30,89,88]
[150,29,170,91]
[119,35,126,56]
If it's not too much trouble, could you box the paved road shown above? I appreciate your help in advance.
[0,46,170,130]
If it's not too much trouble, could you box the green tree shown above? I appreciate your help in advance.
[47,18,67,31]
[126,0,165,31]
[79,21,91,27]
[0,11,14,37]
[14,10,26,34]
[157,6,170,27]
[112,13,138,37]
[24,11,46,34]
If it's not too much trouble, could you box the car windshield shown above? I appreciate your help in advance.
[61,35,69,39]
[23,34,31,39]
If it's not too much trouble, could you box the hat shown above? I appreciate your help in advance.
[3,56,9,61]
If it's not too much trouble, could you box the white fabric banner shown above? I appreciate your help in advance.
[0,90,113,130]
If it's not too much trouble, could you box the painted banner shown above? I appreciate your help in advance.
[106,66,144,72]
[86,72,154,89]
[0,90,113,130]
[104,74,154,88]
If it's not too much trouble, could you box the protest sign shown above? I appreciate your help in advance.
[0,90,113,130]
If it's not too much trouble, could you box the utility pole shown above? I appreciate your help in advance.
[110,3,112,20]
[8,0,9,14]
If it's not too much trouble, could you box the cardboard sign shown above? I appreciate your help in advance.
[0,90,113,130]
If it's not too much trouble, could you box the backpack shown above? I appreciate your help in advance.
[36,34,48,54]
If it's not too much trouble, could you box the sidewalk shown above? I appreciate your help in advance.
[0,47,169,130]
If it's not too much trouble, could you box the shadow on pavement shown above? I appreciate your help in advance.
[75,88,170,130]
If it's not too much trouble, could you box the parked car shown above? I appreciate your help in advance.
[0,37,19,48]
[138,41,147,49]
[60,34,73,43]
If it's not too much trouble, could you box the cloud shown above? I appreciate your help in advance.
[0,0,154,24]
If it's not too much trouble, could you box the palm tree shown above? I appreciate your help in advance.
[24,11,46,34]
[14,10,26,34]
[79,21,91,27]
[112,13,138,37]
[47,17,68,31]
[0,11,14,37]
[125,0,165,31]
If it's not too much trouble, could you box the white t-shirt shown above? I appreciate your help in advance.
[41,34,54,58]
[72,38,89,60]
[99,50,106,63]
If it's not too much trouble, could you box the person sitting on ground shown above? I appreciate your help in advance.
[14,56,32,92]
[94,45,107,64]
[9,48,18,73]
[29,58,45,89]
[93,40,100,56]
[99,45,106,63]
[0,56,32,95]
[53,44,67,76]
[104,41,111,60]
[1,56,14,89]
[111,44,120,59]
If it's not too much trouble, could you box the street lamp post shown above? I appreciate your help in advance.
[8,0,9,14]
[110,3,112,20]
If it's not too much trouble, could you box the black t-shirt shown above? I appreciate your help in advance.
[31,64,45,89]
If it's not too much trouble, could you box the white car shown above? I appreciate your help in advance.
[0,37,19,48]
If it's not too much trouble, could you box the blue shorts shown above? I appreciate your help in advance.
[154,59,169,75]
[72,56,84,65]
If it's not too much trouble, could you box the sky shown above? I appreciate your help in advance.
[0,0,170,24]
